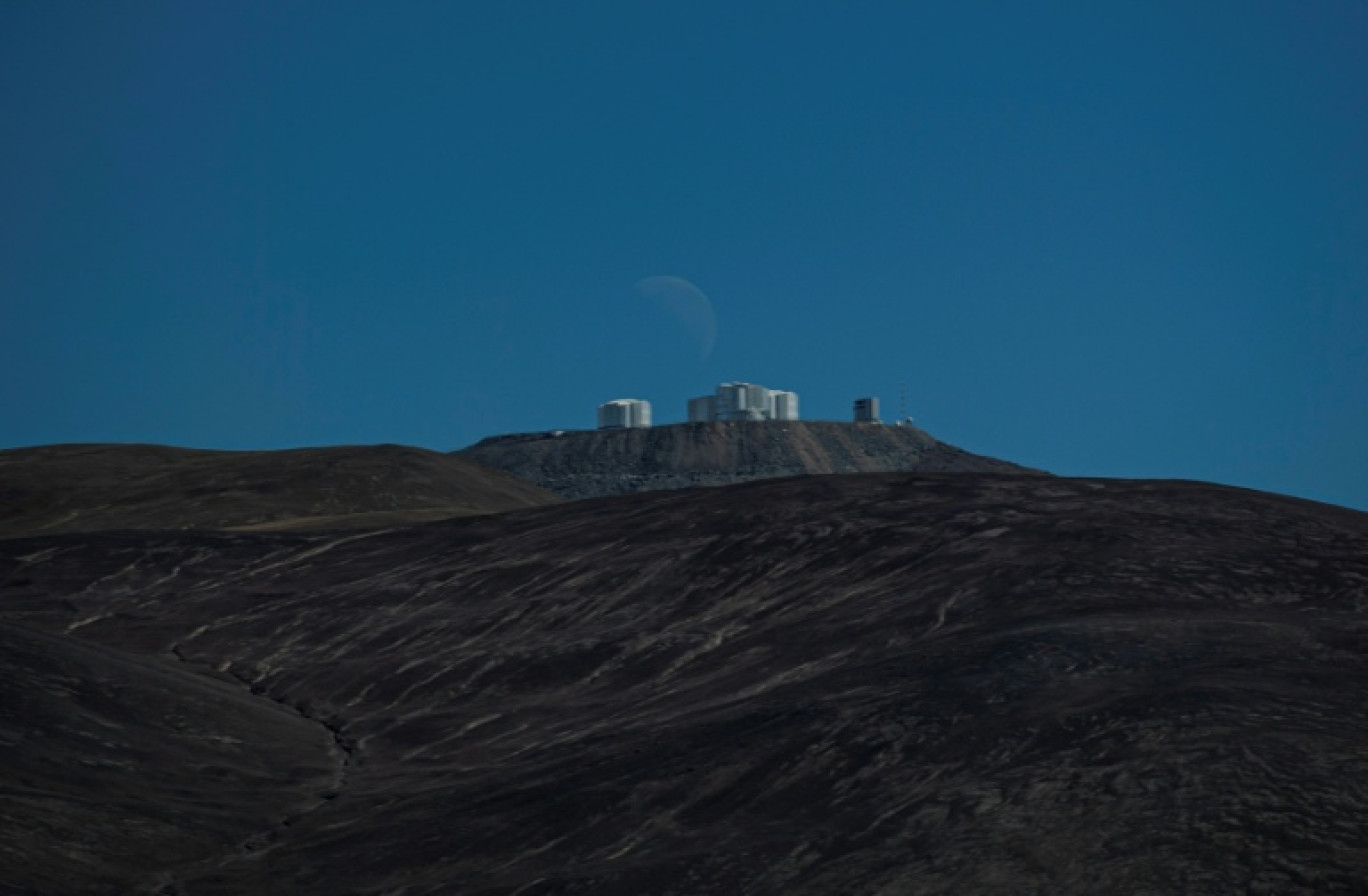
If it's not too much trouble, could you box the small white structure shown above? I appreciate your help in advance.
[770,391,799,421]
[687,382,799,422]
[853,397,880,423]
[597,399,652,430]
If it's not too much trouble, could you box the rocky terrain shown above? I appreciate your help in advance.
[456,420,1037,499]
[0,443,562,537]
[3,470,1368,893]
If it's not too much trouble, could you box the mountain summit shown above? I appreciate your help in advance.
[456,420,1036,499]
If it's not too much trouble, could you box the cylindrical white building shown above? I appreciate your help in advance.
[770,391,799,421]
[597,399,652,429]
[689,382,799,422]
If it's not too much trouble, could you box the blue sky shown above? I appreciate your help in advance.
[3,2,1366,510]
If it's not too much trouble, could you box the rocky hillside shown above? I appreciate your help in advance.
[4,473,1367,893]
[456,420,1038,499]
[0,443,562,537]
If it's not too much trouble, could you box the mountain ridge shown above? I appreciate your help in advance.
[0,442,562,537]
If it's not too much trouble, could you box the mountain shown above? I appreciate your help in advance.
[3,472,1367,893]
[456,420,1037,499]
[0,443,562,537]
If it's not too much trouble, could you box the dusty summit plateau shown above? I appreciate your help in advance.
[2,428,1368,894]
[457,419,1033,499]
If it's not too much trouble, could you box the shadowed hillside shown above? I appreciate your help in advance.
[3,473,1367,893]
[457,420,1038,499]
[0,443,562,537]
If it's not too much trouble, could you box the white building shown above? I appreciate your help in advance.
[687,382,799,422]
[770,391,799,421]
[597,399,652,430]
[715,382,771,420]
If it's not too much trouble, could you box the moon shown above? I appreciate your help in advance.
[632,275,717,362]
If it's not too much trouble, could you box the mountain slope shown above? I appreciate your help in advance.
[0,443,562,537]
[3,473,1367,893]
[0,621,339,894]
[456,420,1038,499]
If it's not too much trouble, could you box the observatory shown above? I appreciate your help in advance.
[597,399,652,430]
[688,382,799,422]
[853,397,880,423]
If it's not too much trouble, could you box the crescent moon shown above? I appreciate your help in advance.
[632,275,717,362]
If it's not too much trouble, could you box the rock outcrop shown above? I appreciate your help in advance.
[456,420,1037,499]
